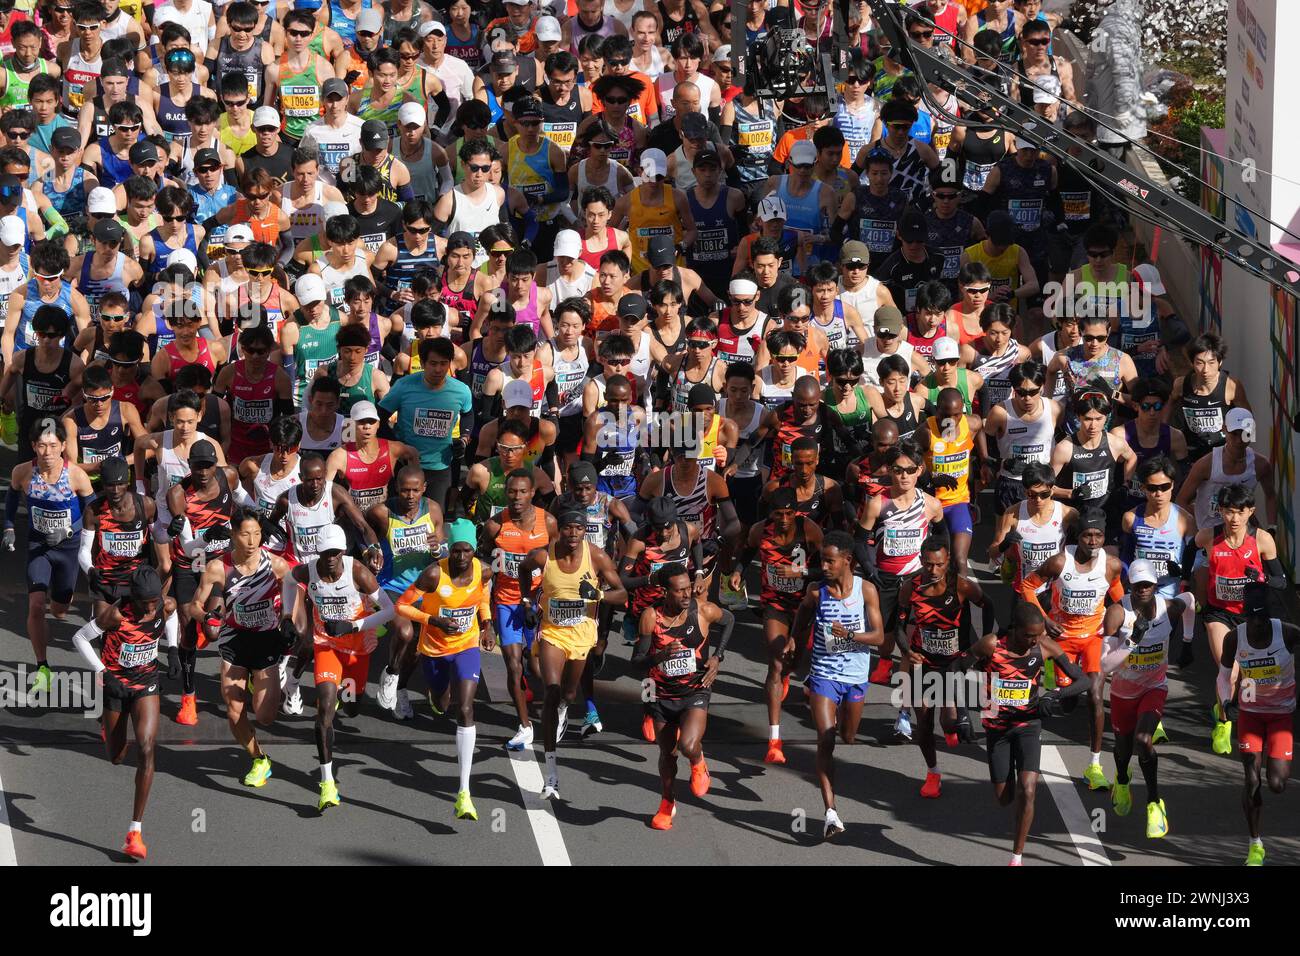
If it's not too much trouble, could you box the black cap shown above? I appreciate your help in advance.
[129,565,164,602]
[188,439,218,466]
[647,235,675,268]
[512,97,544,120]
[1243,580,1272,616]
[568,461,598,486]
[898,211,927,243]
[681,111,710,139]
[692,143,722,167]
[490,51,518,73]
[193,147,222,170]
[129,140,159,165]
[360,119,388,149]
[647,496,678,527]
[558,508,587,528]
[93,218,125,243]
[617,292,647,320]
[1080,508,1107,533]
[768,487,798,511]
[50,127,80,152]
[99,455,129,484]
[100,59,131,78]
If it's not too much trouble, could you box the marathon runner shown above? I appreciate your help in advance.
[80,455,156,616]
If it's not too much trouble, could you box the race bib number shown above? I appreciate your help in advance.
[992,676,1031,705]
[283,85,318,116]
[556,370,585,407]
[295,524,325,555]
[413,407,454,438]
[1060,191,1090,222]
[1007,197,1043,232]
[118,639,158,669]
[603,453,633,477]
[1021,540,1056,573]
[736,121,772,150]
[501,550,524,578]
[1010,441,1045,465]
[1126,644,1166,671]
[823,623,858,654]
[391,525,429,556]
[547,598,587,627]
[921,627,959,657]
[101,529,144,557]
[316,594,352,620]
[234,397,274,425]
[861,219,895,253]
[1071,469,1108,500]
[349,484,386,512]
[31,506,71,534]
[766,565,804,594]
[1241,658,1280,683]
[438,605,476,634]
[660,649,696,678]
[543,122,576,151]
[1216,575,1247,605]
[234,598,277,631]
[940,244,961,279]
[1134,549,1169,578]
[84,442,123,465]
[1184,406,1223,436]
[984,383,1011,409]
[1061,588,1100,616]
[26,381,62,410]
[693,227,729,262]
[933,451,968,475]
[882,527,923,557]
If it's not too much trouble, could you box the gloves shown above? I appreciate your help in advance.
[1130,614,1150,643]
[44,526,70,547]
[205,610,223,632]
[3,527,14,551]
[521,601,540,630]
[579,579,601,601]
[1176,640,1194,668]
[257,513,282,540]
[931,474,959,491]
[166,646,181,680]
[167,513,186,539]
[1037,690,1064,718]
[204,524,231,544]
[1000,528,1022,550]
[955,709,975,743]
[323,618,356,638]
[1163,557,1182,579]
[279,618,297,653]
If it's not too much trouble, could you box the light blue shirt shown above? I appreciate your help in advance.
[379,372,472,470]
[809,577,874,684]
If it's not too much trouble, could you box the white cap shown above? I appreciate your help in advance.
[87,186,117,215]
[1128,559,1159,586]
[712,44,731,63]
[535,14,561,41]
[295,273,326,305]
[357,7,383,33]
[553,229,582,260]
[350,400,380,422]
[503,0,531,5]
[0,215,23,247]
[419,20,446,37]
[639,147,668,179]
[503,379,534,409]
[728,278,758,297]
[756,194,787,222]
[932,337,959,361]
[789,139,817,165]
[167,248,198,273]
[1226,407,1255,441]
[252,106,280,130]
[324,201,350,220]
[317,525,347,554]
[1134,262,1166,296]
[398,101,426,127]
[225,223,255,244]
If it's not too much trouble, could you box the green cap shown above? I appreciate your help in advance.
[446,518,477,549]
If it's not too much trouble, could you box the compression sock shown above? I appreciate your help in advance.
[456,725,476,792]
[586,696,597,714]
[544,751,557,778]
[179,645,197,695]
[164,612,178,646]
[320,762,333,783]
[1010,853,1022,865]
[1138,753,1159,801]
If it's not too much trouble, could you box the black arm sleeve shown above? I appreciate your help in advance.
[619,554,650,591]
[853,524,878,581]
[712,608,736,658]
[429,89,452,131]
[690,535,704,575]
[1053,655,1091,700]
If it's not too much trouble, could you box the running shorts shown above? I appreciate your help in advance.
[806,675,867,706]
[219,627,289,672]
[941,502,973,537]
[314,646,370,695]
[420,646,482,697]
[986,719,1042,782]
[27,541,79,605]
[650,690,711,724]
[1110,687,1167,736]
[494,602,537,650]
[1237,711,1295,759]
[104,670,161,712]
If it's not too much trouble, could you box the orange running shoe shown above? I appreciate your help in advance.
[122,830,147,860]
[524,682,534,705]
[641,712,656,742]
[920,771,942,798]
[765,739,785,764]
[944,732,959,748]
[175,693,198,726]
[869,657,894,685]
[651,799,676,830]
[781,675,790,702]
[690,760,710,797]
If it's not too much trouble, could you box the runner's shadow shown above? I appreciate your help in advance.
[2,790,122,862]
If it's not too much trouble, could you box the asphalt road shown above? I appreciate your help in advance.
[0,473,1296,867]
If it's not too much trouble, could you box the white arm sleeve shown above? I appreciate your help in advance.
[1179,593,1196,642]
[281,574,299,620]
[232,481,255,509]
[78,526,95,574]
[73,620,106,673]
[355,588,395,633]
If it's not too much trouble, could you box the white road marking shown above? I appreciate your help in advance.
[0,764,18,865]
[1040,745,1110,866]
[506,747,572,867]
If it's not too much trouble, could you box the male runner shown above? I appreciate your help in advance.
[79,455,156,613]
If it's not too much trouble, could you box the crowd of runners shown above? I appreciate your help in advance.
[0,0,1289,867]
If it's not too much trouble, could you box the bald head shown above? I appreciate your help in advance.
[793,375,821,401]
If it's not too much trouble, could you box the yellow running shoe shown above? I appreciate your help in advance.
[1111,781,1132,816]
[1146,799,1168,839]
[1151,720,1168,744]
[454,790,478,820]
[317,780,340,812]
[30,664,52,695]
[1083,763,1110,791]
[1212,719,1233,756]
[1246,842,1265,866]
[243,756,272,788]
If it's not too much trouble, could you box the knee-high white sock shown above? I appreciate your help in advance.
[456,725,475,793]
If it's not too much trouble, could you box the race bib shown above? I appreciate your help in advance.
[295,524,325,555]
[234,598,278,631]
[547,598,587,627]
[603,453,634,477]
[992,676,1031,705]
[766,565,804,594]
[660,648,696,678]
[1060,192,1090,222]
[25,381,62,410]
[1007,197,1043,232]
[1184,406,1222,436]
[882,526,923,557]
[349,484,386,512]
[940,245,961,279]
[234,397,274,425]
[1241,658,1280,683]
[1061,588,1101,616]
[438,605,476,634]
[933,450,968,475]
[502,551,524,578]
[1071,469,1108,500]
[1216,575,1247,605]
[84,442,123,465]
[861,218,895,253]
[983,383,1011,409]
[736,121,772,150]
[283,85,318,116]
[118,639,158,669]
[1021,540,1056,573]
[1126,644,1166,671]
[101,529,144,557]
[543,121,576,151]
[31,505,71,534]
[921,627,959,657]
[316,594,352,620]
[413,407,454,438]
[390,524,429,556]
[693,227,729,262]
[823,623,859,654]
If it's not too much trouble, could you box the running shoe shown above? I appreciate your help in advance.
[1111,781,1132,816]
[1146,799,1168,839]
[780,675,790,702]
[1083,764,1110,791]
[0,409,17,449]
[764,739,785,764]
[454,790,478,821]
[377,668,398,710]
[1246,842,1266,866]
[920,771,941,798]
[282,687,304,717]
[641,712,656,743]
[30,664,51,696]
[243,756,272,788]
[392,690,414,721]
[506,724,534,751]
[869,657,893,685]
[651,799,676,830]
[176,693,198,726]
[1152,720,1169,745]
[581,709,603,739]
[426,689,445,717]
[944,731,959,748]
[122,830,147,861]
[1008,857,1022,867]
[1211,717,1233,756]
[893,709,913,742]
[689,759,710,797]
[824,808,845,839]
[540,774,560,801]
[556,702,569,743]
[524,683,535,705]
[317,780,340,812]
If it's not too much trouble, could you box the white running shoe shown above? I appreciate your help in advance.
[824,808,846,839]
[282,687,304,717]
[377,668,398,710]
[392,689,414,721]
[556,702,569,743]
[506,724,534,751]
[893,709,913,742]
[540,773,560,800]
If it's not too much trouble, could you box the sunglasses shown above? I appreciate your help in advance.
[934,191,960,200]
[247,266,274,275]
[935,357,958,366]
[846,76,869,85]
[892,464,920,475]
[1086,249,1112,258]
[1140,401,1164,412]
[729,296,756,306]
[835,377,857,387]
[606,58,630,68]
[604,357,630,366]
[964,285,990,294]
[489,247,513,256]
[1014,387,1041,398]
[842,260,866,270]
[1023,37,1050,46]
[1144,481,1174,493]
[876,329,899,339]
[686,339,712,349]
[909,30,934,39]
[405,224,431,234]
[225,99,249,109]
[497,443,526,453]
[84,392,113,403]
[358,29,378,37]
[247,191,270,201]
[467,162,494,173]
[243,346,270,356]
[590,141,614,149]
[6,128,30,139]
[75,21,99,28]
[1025,489,1053,499]
[115,123,141,132]
[287,27,312,37]
[230,24,253,32]
[99,312,127,322]
[1082,333,1109,343]
[162,214,187,222]
[400,51,420,60]
[603,96,630,105]
[773,354,799,363]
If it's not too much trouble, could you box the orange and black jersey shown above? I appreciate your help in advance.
[642,600,708,699]
[102,602,166,688]
[775,475,831,528]
[769,403,839,486]
[906,575,969,664]
[852,456,889,504]
[169,470,234,568]
[630,519,691,616]
[980,635,1045,731]
[759,516,814,611]
[91,492,151,587]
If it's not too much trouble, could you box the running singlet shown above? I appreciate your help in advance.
[27,461,82,545]
[90,493,149,587]
[1014,499,1064,590]
[219,550,282,636]
[758,517,810,612]
[252,454,300,555]
[493,512,549,606]
[101,601,165,687]
[380,498,438,594]
[538,541,599,647]
[411,557,488,657]
[287,483,336,564]
[1046,546,1111,639]
[926,415,973,506]
[170,470,234,572]
[908,576,965,664]
[629,520,690,615]
[1111,595,1177,698]
[980,635,1043,730]
[1206,532,1263,615]
[73,402,126,474]
[647,598,708,699]
[227,360,279,462]
[342,440,392,512]
[808,576,872,684]
[308,555,377,654]
[875,490,930,576]
[1235,620,1296,716]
